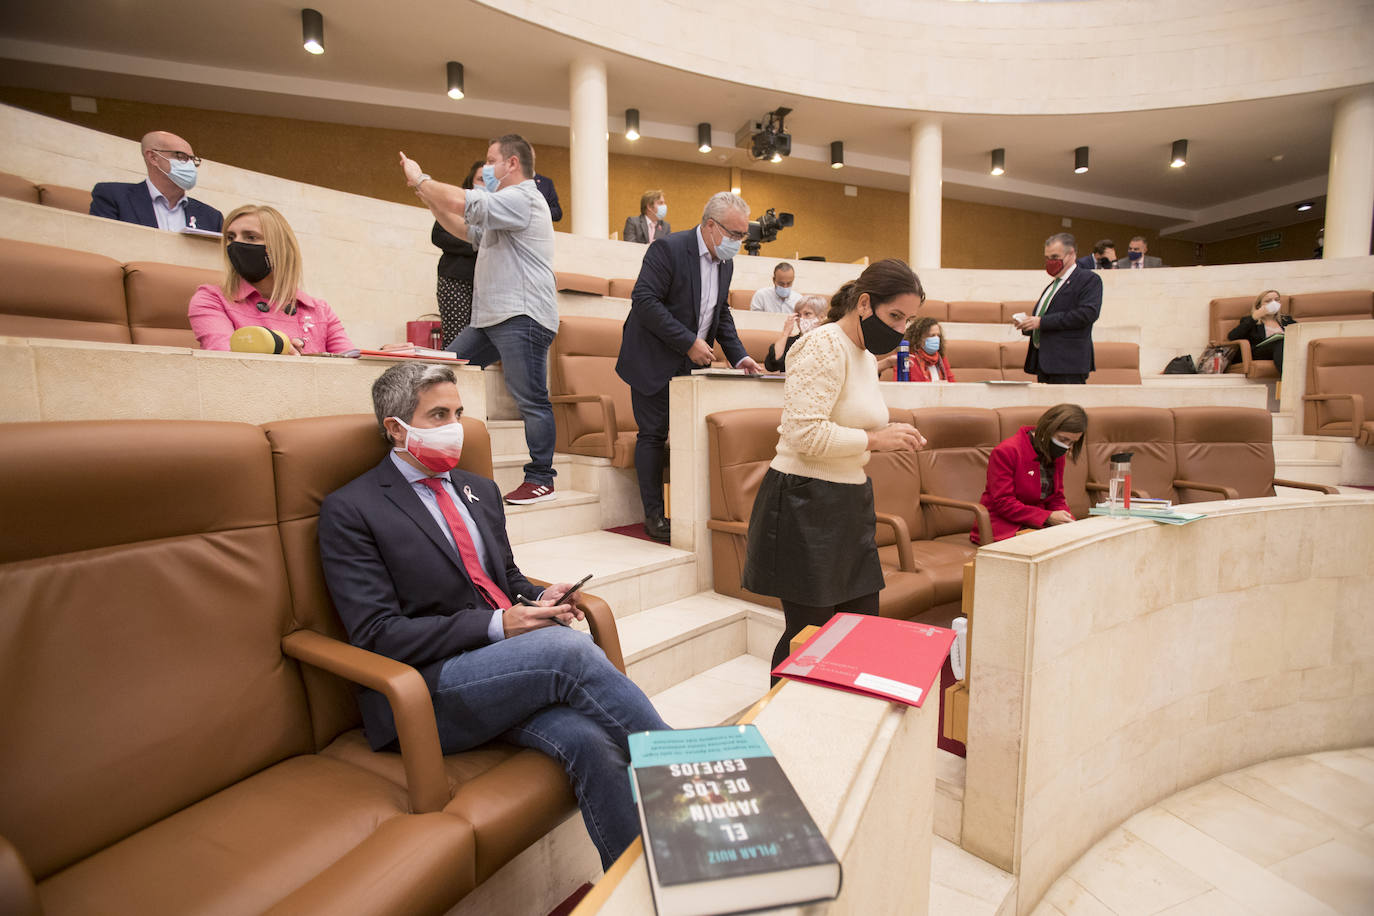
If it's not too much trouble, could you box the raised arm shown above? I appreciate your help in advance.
[400,152,470,240]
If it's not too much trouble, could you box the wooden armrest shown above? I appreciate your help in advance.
[1211,337,1252,373]
[1272,478,1340,495]
[0,835,39,916]
[281,630,449,814]
[528,577,625,674]
[1173,478,1239,500]
[873,512,914,572]
[706,518,748,535]
[1303,392,1365,436]
[549,393,619,459]
[920,494,993,547]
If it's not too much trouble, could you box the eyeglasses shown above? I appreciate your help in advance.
[711,218,747,242]
[152,149,202,166]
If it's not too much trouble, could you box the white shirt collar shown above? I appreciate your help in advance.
[695,224,714,261]
[144,177,186,210]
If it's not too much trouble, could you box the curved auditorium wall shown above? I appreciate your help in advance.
[485,0,1374,114]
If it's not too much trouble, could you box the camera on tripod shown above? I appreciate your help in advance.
[744,208,794,256]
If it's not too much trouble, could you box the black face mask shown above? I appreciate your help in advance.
[1096,256,1113,269]
[1044,439,1069,459]
[227,242,272,283]
[860,311,905,355]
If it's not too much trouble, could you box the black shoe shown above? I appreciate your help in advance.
[644,513,671,542]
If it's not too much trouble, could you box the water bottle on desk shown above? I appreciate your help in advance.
[1108,451,1133,516]
[896,339,910,381]
[429,327,443,350]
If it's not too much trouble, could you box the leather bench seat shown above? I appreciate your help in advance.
[1207,289,1372,380]
[555,272,610,296]
[124,260,218,346]
[0,169,40,203]
[1304,336,1374,446]
[1,413,628,915]
[36,756,475,916]
[0,238,131,343]
[549,315,637,467]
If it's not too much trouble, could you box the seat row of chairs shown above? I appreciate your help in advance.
[0,413,621,914]
[0,169,92,215]
[556,271,1044,324]
[1207,289,1374,379]
[705,405,1338,624]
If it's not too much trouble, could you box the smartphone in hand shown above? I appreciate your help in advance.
[517,573,593,627]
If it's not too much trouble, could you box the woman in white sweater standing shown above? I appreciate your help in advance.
[742,259,928,671]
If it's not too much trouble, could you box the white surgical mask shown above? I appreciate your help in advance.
[1264,300,1280,315]
[392,417,464,473]
[798,316,819,334]
[655,203,667,220]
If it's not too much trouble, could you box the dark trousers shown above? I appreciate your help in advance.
[772,592,880,678]
[631,385,670,517]
[1036,372,1088,384]
[1255,338,1285,370]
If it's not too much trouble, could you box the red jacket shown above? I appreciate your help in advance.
[972,426,1069,544]
[909,352,955,382]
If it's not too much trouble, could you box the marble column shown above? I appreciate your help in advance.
[1324,87,1374,259]
[569,57,609,239]
[909,118,943,269]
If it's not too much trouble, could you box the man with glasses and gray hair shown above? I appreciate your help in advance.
[90,131,223,232]
[616,191,762,541]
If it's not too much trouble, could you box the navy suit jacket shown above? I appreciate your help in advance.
[318,458,539,749]
[1024,266,1103,375]
[89,180,224,232]
[615,228,747,396]
[534,174,562,222]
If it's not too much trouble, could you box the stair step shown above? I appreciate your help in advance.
[511,530,696,617]
[618,593,752,696]
[503,489,602,545]
[491,453,574,492]
[934,750,966,845]
[929,836,1016,916]
[1272,434,1345,461]
[486,419,530,455]
[647,655,772,729]
[1270,412,1298,435]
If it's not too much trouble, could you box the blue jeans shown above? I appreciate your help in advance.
[433,626,669,868]
[449,315,557,486]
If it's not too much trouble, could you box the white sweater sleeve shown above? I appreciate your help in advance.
[778,330,870,458]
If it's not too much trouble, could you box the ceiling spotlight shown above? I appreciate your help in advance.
[446,62,464,100]
[830,141,844,169]
[770,151,783,164]
[990,147,1005,176]
[1170,138,1188,168]
[697,123,712,154]
[1074,146,1089,174]
[625,108,640,141]
[1296,201,1314,212]
[301,8,324,55]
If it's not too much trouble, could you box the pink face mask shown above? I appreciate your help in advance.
[392,417,464,473]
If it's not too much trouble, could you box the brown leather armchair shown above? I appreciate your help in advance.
[1303,337,1374,446]
[548,316,637,467]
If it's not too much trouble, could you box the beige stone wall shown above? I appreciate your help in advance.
[960,495,1374,913]
[0,337,490,425]
[486,0,1374,114]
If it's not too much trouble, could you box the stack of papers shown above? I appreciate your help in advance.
[1089,505,1206,525]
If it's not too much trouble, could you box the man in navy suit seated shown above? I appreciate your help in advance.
[89,130,223,232]
[615,192,762,541]
[1014,232,1103,384]
[318,362,668,869]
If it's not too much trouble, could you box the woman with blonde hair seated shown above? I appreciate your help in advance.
[188,204,354,354]
[1227,289,1295,370]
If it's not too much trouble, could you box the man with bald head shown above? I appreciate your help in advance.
[90,130,223,232]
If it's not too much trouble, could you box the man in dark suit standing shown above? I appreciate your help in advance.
[318,362,668,870]
[623,189,670,244]
[1014,232,1103,384]
[89,131,223,232]
[616,192,762,541]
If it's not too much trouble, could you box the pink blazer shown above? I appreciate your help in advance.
[972,426,1069,544]
[188,281,355,353]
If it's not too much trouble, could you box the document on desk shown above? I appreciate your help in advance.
[772,613,955,707]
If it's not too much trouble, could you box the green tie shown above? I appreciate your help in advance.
[1032,278,1061,348]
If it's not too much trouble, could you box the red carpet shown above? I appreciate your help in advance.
[547,882,594,916]
[607,522,662,543]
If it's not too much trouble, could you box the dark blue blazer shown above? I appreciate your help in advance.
[1024,266,1103,375]
[616,228,748,396]
[318,458,539,749]
[534,174,562,222]
[89,180,224,232]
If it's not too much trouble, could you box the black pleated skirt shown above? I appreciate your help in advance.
[740,468,885,607]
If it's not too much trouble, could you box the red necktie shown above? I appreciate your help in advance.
[418,477,512,610]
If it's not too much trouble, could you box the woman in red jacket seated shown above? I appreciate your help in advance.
[972,403,1086,544]
[904,317,955,382]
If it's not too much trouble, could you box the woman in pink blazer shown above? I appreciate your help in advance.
[972,403,1086,544]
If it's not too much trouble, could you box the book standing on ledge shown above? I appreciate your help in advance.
[629,725,840,916]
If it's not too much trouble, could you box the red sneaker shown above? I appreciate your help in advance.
[504,481,556,505]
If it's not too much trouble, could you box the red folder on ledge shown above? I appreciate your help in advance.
[771,614,956,707]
